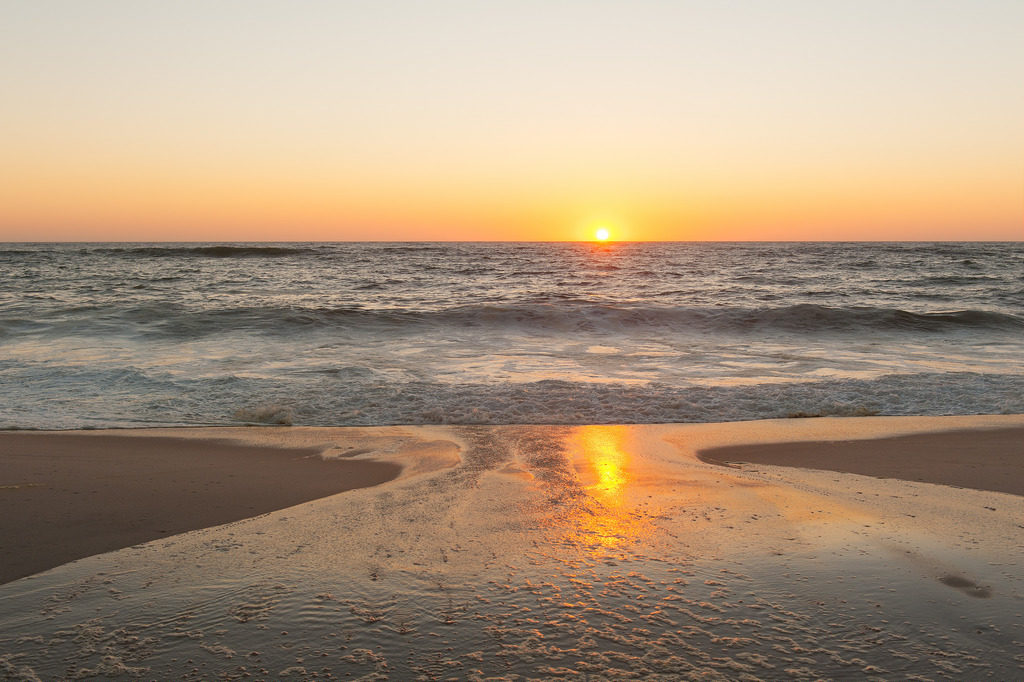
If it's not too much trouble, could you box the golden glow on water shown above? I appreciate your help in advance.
[565,425,649,551]
[583,426,628,501]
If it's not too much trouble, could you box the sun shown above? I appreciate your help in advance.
[595,227,610,242]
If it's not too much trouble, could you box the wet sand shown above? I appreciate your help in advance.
[1,417,1023,679]
[0,432,402,584]
[698,426,1024,496]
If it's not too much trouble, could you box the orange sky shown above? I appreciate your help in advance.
[2,1,1022,242]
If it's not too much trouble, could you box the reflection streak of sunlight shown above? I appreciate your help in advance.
[565,425,650,552]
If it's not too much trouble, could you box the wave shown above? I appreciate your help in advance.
[93,245,318,258]
[907,275,1005,286]
[712,304,1024,333]
[10,303,1023,339]
[285,303,1023,335]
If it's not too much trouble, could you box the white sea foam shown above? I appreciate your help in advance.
[232,404,294,425]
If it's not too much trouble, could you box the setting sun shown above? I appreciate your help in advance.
[595,227,610,242]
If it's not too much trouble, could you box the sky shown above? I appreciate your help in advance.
[1,0,1022,242]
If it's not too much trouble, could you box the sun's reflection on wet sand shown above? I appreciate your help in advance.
[564,425,651,552]
[580,426,629,502]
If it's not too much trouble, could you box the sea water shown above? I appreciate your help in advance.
[1,241,1022,429]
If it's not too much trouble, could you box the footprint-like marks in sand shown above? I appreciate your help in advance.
[938,574,992,598]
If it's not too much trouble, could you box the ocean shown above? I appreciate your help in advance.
[1,241,1022,429]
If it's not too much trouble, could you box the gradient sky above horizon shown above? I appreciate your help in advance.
[2,0,1022,242]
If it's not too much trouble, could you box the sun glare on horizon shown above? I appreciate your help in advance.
[595,227,610,242]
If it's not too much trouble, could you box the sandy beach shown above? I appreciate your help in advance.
[1,415,1022,679]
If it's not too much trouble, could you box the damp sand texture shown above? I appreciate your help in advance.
[0,432,402,584]
[0,416,1022,679]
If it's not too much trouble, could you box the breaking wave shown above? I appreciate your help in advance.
[15,303,1023,339]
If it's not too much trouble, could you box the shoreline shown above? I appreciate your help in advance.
[2,415,1022,587]
[3,410,1023,432]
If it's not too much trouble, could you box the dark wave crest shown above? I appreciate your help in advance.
[718,304,1024,333]
[95,245,318,258]
[13,303,1022,339]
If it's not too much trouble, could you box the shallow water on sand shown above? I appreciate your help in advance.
[1,420,1022,679]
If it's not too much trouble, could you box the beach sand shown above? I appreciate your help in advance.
[0,433,403,585]
[1,416,1022,679]
[698,426,1024,497]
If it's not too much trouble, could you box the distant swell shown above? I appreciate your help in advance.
[94,245,317,258]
